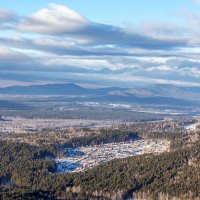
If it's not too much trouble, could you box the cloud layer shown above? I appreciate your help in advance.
[0,4,200,87]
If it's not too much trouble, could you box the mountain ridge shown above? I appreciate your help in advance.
[0,83,199,106]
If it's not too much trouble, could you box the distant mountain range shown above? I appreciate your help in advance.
[0,83,199,106]
[0,83,93,95]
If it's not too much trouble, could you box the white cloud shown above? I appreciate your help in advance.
[18,4,89,34]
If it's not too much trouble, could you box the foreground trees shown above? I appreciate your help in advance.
[0,126,200,199]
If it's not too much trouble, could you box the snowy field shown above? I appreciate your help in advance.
[0,117,122,133]
[55,139,170,173]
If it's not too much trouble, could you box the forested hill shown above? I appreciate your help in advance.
[0,125,200,199]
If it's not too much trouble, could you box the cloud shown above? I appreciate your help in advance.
[18,4,88,34]
[0,35,199,87]
[0,46,29,63]
[0,46,41,74]
[0,8,17,30]
[0,34,187,59]
[0,8,16,23]
[79,23,187,50]
[0,4,200,87]
[16,4,187,50]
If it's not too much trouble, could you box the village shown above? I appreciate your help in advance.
[55,139,170,173]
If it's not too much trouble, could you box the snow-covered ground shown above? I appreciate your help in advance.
[55,139,170,174]
[0,117,123,134]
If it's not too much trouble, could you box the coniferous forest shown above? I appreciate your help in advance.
[0,122,200,200]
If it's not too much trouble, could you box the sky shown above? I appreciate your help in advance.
[1,0,200,87]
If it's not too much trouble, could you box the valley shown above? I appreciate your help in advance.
[0,83,200,199]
